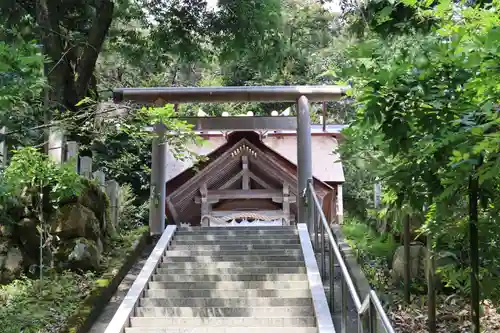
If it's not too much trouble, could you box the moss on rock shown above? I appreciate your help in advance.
[50,203,101,242]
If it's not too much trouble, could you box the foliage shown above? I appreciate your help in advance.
[340,0,437,38]
[0,148,84,281]
[0,0,117,117]
[342,216,398,261]
[0,226,146,333]
[100,225,148,270]
[0,271,95,333]
[215,0,284,76]
[81,104,203,211]
[117,183,145,230]
[341,216,397,292]
[337,0,500,303]
[1,147,83,220]
[0,39,45,114]
[97,0,349,120]
[0,35,46,148]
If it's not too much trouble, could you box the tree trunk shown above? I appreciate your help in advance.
[36,0,114,127]
[469,173,480,333]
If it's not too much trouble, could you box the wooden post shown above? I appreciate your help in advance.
[200,183,210,227]
[337,184,344,224]
[66,141,79,171]
[322,101,327,132]
[242,155,250,190]
[282,183,290,225]
[0,126,7,167]
[80,156,93,179]
[106,180,119,227]
[48,127,65,164]
[330,190,336,226]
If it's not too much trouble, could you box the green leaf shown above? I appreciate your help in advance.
[471,127,483,136]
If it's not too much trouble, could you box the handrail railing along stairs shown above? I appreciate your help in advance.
[306,181,395,333]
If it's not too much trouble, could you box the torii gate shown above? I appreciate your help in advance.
[112,86,347,235]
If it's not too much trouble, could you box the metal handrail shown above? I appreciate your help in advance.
[306,181,395,333]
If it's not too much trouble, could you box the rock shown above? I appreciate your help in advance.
[105,216,117,238]
[50,203,101,241]
[4,247,23,272]
[0,247,23,282]
[15,217,41,260]
[78,179,109,229]
[59,237,101,271]
[77,179,117,239]
[391,243,428,283]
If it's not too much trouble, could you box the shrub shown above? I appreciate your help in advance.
[342,215,398,262]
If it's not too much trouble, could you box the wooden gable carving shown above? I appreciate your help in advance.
[166,138,331,225]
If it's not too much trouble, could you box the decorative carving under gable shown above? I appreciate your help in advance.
[202,211,290,227]
[230,143,257,158]
[214,219,283,227]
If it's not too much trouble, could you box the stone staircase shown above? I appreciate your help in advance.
[124,226,318,333]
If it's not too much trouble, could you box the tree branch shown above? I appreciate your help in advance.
[76,0,114,100]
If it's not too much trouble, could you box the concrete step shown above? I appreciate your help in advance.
[129,316,316,327]
[140,297,313,308]
[125,327,318,333]
[169,244,301,251]
[156,266,307,275]
[151,273,308,282]
[158,261,305,269]
[171,239,300,245]
[162,255,303,263]
[173,235,300,241]
[135,306,314,317]
[143,288,312,299]
[164,249,303,256]
[148,280,310,290]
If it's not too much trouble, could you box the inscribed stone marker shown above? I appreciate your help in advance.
[80,156,93,179]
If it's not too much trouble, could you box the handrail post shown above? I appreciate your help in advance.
[329,241,335,314]
[369,300,377,333]
[297,96,313,225]
[309,184,396,333]
[341,278,348,333]
[320,214,326,276]
[306,179,314,239]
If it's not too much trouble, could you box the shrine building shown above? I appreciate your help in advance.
[164,125,345,227]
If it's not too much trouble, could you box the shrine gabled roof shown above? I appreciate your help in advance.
[166,129,345,184]
[165,132,333,217]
